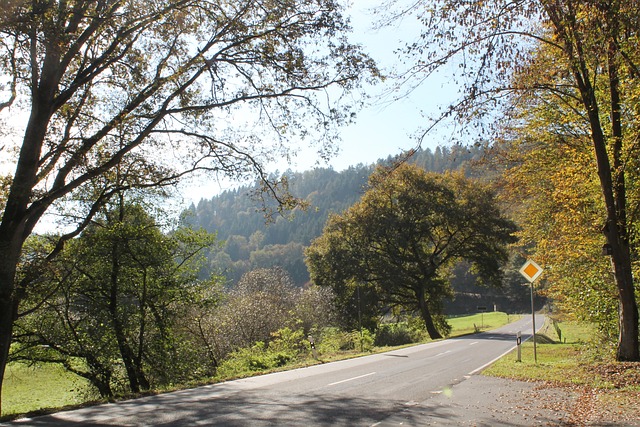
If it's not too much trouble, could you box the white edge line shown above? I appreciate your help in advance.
[327,372,376,387]
[468,346,516,376]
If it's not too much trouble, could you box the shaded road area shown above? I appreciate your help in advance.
[4,316,549,426]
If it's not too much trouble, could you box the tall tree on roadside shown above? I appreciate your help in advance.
[0,0,378,408]
[306,164,517,339]
[382,0,640,361]
[12,197,218,397]
[497,40,622,344]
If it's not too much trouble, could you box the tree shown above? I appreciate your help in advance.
[194,267,298,361]
[497,63,621,343]
[382,0,640,361]
[0,0,378,408]
[306,164,516,339]
[12,197,218,397]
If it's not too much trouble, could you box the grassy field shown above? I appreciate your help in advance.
[447,312,520,337]
[483,320,598,382]
[2,362,91,416]
[1,311,517,418]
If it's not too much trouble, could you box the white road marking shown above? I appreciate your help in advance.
[469,341,479,346]
[327,372,376,386]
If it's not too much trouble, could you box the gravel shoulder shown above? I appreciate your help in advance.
[379,375,640,426]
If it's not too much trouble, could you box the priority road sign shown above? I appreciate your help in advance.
[519,259,543,283]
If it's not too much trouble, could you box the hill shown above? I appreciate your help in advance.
[182,145,534,313]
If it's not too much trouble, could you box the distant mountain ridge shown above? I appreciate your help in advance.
[182,145,488,287]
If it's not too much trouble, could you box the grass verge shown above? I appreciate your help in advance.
[482,319,640,424]
[2,362,92,416]
[447,312,520,336]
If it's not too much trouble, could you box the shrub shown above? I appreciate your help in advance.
[351,328,375,352]
[315,327,350,354]
[216,328,306,379]
[374,323,415,346]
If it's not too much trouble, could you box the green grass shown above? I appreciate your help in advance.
[2,362,91,416]
[483,320,603,385]
[448,312,520,337]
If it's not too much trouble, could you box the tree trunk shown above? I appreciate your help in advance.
[0,230,26,414]
[83,356,114,398]
[417,288,442,339]
[0,44,61,411]
[586,98,639,361]
[546,0,640,362]
[608,237,640,361]
[0,289,19,414]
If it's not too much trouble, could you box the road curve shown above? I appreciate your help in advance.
[5,315,543,426]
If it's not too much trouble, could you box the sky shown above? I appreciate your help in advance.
[177,0,461,205]
[2,0,462,229]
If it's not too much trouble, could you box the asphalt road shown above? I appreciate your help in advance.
[6,315,543,426]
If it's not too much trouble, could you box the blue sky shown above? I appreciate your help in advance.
[178,0,461,204]
[318,0,456,171]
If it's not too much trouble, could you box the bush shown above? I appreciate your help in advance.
[216,328,306,379]
[374,318,429,347]
[314,327,350,354]
[314,327,374,354]
[375,323,415,346]
[350,328,374,352]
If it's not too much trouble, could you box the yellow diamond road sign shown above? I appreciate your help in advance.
[519,259,543,283]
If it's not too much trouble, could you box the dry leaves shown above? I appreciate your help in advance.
[542,362,640,426]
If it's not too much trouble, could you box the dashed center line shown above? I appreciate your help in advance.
[327,372,376,387]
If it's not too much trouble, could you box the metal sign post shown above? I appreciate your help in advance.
[519,259,543,364]
[529,280,537,363]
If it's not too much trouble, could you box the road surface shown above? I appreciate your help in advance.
[6,315,543,426]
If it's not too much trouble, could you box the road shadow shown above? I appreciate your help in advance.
[2,391,423,426]
[2,385,564,427]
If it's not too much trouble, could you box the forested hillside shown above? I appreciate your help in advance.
[185,149,455,267]
[182,145,532,313]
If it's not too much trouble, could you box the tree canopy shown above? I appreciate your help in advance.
[306,164,517,339]
[0,0,378,408]
[383,0,640,361]
[12,197,218,397]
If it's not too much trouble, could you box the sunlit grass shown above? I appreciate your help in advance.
[2,362,91,416]
[483,321,603,385]
[448,311,521,337]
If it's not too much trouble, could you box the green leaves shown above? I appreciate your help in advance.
[13,198,220,396]
[306,163,516,338]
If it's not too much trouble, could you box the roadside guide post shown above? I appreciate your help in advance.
[477,306,487,329]
[308,335,318,360]
[519,259,544,364]
[516,331,522,362]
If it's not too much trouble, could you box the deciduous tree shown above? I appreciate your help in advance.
[306,164,516,338]
[382,0,640,361]
[0,0,377,408]
[12,197,218,397]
